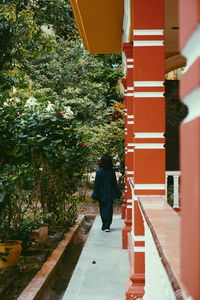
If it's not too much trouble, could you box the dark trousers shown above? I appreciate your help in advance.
[99,201,113,230]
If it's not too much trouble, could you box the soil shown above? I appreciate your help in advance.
[77,203,121,215]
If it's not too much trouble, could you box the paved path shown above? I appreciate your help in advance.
[62,215,129,300]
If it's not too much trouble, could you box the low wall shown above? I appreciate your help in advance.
[139,197,191,300]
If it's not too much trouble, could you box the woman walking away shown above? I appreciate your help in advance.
[92,154,122,232]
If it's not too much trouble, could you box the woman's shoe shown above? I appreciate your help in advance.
[104,229,110,232]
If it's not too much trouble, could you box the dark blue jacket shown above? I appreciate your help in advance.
[92,169,122,203]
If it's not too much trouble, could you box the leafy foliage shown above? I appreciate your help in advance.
[0,0,124,244]
[88,119,124,172]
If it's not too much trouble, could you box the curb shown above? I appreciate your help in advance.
[17,215,85,300]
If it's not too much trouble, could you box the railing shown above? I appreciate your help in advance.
[139,197,190,299]
[165,171,181,208]
[126,174,193,299]
[143,216,179,300]
[89,170,181,208]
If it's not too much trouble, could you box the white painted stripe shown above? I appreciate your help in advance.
[124,109,127,111]
[126,93,134,96]
[127,121,134,124]
[138,195,164,198]
[183,87,200,123]
[122,51,127,74]
[134,143,164,149]
[126,171,134,175]
[134,246,145,252]
[127,205,132,208]
[127,200,132,204]
[134,235,145,241]
[134,132,164,138]
[127,115,134,119]
[134,29,164,36]
[127,149,134,152]
[131,231,134,239]
[127,65,134,68]
[127,87,134,90]
[123,0,131,43]
[128,143,134,146]
[182,25,200,69]
[127,58,134,62]
[134,184,165,190]
[134,81,164,87]
[134,92,164,98]
[134,40,164,47]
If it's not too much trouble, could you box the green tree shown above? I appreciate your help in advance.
[0,0,124,235]
[26,39,110,125]
[95,54,123,105]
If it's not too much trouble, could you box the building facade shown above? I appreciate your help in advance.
[70,0,200,299]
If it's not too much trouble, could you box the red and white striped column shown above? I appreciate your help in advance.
[126,0,165,298]
[122,77,128,220]
[122,42,135,249]
[179,0,200,298]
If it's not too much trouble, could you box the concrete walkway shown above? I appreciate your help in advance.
[62,215,129,300]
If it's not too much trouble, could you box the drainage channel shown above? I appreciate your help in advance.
[47,215,95,300]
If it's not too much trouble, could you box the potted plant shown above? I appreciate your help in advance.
[0,178,23,268]
[0,219,22,269]
[14,218,40,248]
[32,223,49,242]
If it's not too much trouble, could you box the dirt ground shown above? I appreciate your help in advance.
[76,204,122,215]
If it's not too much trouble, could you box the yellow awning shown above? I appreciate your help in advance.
[70,0,185,71]
[70,0,124,54]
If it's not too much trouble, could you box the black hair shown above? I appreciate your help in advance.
[99,154,113,170]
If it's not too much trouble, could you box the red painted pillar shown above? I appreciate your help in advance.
[122,77,128,220]
[179,0,200,298]
[122,42,134,249]
[126,0,165,298]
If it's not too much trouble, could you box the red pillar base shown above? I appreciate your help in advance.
[126,275,145,300]
[174,207,181,214]
[121,201,127,219]
[122,207,132,249]
[122,225,132,249]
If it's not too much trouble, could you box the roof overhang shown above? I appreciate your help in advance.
[70,0,186,71]
[70,0,124,54]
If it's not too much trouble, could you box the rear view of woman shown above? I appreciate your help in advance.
[92,154,122,232]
